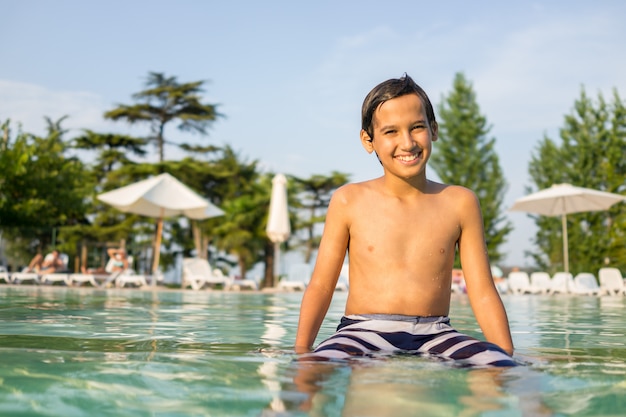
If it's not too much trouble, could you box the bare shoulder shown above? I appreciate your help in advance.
[433,182,479,205]
[330,179,380,205]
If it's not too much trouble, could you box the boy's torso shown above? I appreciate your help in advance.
[342,179,466,317]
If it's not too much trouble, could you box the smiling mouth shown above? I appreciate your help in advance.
[395,151,422,162]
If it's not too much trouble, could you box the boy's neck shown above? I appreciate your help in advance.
[381,172,430,196]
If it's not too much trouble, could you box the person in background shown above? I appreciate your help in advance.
[81,247,128,274]
[26,249,66,274]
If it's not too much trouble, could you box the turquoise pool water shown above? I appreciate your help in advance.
[0,286,624,416]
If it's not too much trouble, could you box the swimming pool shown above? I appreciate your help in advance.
[0,286,624,416]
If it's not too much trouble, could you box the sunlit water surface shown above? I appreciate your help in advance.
[0,286,624,416]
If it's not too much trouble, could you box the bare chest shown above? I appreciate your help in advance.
[350,199,460,258]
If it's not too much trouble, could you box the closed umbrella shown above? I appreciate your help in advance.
[97,173,224,279]
[266,174,291,285]
[509,183,626,272]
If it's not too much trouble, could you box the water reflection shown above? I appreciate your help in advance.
[0,288,625,416]
[259,300,288,413]
[283,355,560,416]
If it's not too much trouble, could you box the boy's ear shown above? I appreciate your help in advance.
[431,121,439,142]
[360,130,374,153]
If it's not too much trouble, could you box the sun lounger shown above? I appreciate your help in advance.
[227,278,259,291]
[571,273,601,296]
[67,255,141,288]
[39,273,70,286]
[182,258,231,290]
[529,272,552,294]
[598,267,626,295]
[550,272,573,295]
[67,273,101,287]
[67,256,120,287]
[10,272,40,285]
[507,271,533,294]
[277,263,311,291]
[0,267,10,284]
[115,270,148,288]
[225,270,260,290]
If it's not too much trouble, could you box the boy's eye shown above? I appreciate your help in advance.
[383,129,396,135]
[412,124,425,131]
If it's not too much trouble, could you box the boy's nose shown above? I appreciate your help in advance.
[400,129,416,148]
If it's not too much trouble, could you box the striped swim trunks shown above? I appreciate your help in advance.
[305,314,517,367]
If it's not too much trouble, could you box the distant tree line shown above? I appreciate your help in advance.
[1,71,624,283]
[527,88,626,273]
[0,72,349,287]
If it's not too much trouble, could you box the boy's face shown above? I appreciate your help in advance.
[360,93,438,179]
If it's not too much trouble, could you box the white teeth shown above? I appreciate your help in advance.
[396,153,419,162]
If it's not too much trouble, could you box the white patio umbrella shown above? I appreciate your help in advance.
[266,174,291,285]
[509,183,626,273]
[97,173,224,278]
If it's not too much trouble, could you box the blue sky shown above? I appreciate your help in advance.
[2,1,625,267]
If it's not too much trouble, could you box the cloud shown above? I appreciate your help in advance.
[0,79,112,136]
[473,12,626,132]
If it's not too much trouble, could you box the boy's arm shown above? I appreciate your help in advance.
[295,189,350,354]
[295,280,337,353]
[457,189,514,356]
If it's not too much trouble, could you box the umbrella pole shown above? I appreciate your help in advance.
[561,214,569,273]
[274,241,280,285]
[152,216,164,286]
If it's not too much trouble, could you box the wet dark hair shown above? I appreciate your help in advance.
[361,73,436,139]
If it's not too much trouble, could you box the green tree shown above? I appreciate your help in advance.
[0,118,92,268]
[206,147,270,281]
[292,171,350,264]
[528,88,626,273]
[104,72,222,162]
[69,127,154,271]
[72,130,147,181]
[430,72,512,266]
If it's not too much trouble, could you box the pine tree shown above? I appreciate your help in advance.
[528,88,626,273]
[292,171,350,264]
[430,73,512,265]
[104,72,222,162]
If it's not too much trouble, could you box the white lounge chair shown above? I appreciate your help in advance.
[114,256,150,288]
[277,263,311,291]
[182,257,231,290]
[14,253,71,285]
[598,267,626,295]
[571,273,601,296]
[115,271,148,288]
[550,272,573,295]
[0,267,10,284]
[39,273,71,286]
[529,272,552,294]
[67,273,100,287]
[226,273,260,291]
[38,253,70,285]
[507,271,533,294]
[10,271,40,285]
[68,255,130,287]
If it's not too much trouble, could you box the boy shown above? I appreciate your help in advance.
[295,74,515,367]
